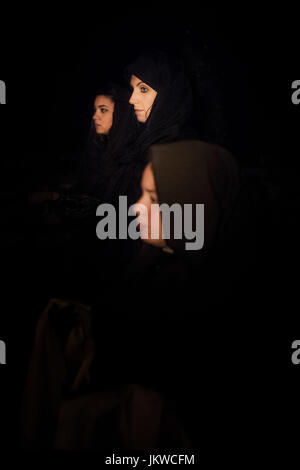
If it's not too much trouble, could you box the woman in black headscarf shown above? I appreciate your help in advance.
[28,83,138,211]
[129,140,242,296]
[100,50,196,208]
[117,140,250,449]
[26,84,140,300]
[76,84,139,200]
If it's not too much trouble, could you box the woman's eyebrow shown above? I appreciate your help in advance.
[97,104,109,108]
[130,82,145,89]
[146,188,156,193]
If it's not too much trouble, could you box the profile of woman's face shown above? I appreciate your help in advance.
[93,95,115,135]
[129,75,157,123]
[134,163,167,248]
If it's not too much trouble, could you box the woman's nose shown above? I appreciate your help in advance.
[129,90,138,105]
[93,110,100,120]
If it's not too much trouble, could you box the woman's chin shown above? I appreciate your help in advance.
[136,115,146,123]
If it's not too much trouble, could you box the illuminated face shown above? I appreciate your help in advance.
[134,163,167,248]
[93,95,115,135]
[129,75,158,123]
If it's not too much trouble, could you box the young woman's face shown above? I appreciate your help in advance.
[134,163,167,248]
[93,95,115,135]
[129,75,157,123]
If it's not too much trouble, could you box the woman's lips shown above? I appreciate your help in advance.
[135,110,143,113]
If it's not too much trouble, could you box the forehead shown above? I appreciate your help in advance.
[130,74,152,88]
[130,75,142,86]
[94,95,114,107]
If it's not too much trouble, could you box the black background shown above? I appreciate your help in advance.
[0,5,299,460]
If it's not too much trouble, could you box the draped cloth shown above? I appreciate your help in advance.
[21,299,190,450]
[21,298,95,448]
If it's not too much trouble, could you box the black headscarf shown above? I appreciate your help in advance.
[102,50,196,206]
[124,50,194,145]
[149,140,241,260]
[122,139,244,317]
[78,84,138,199]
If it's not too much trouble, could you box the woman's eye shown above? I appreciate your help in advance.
[101,108,108,113]
[140,86,148,93]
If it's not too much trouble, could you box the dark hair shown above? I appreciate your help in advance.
[89,84,137,159]
[78,83,139,199]
[88,87,115,148]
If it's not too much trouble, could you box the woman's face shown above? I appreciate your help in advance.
[129,75,157,123]
[93,95,115,135]
[134,163,167,248]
